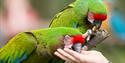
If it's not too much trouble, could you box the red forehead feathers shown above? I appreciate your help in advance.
[93,13,107,21]
[72,35,85,44]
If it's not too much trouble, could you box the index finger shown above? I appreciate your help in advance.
[64,48,89,63]
[64,48,83,59]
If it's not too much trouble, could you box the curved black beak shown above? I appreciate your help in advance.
[94,20,102,29]
[92,20,102,32]
[72,43,82,53]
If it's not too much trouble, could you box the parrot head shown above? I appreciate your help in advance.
[87,12,107,31]
[87,0,108,31]
[64,34,85,52]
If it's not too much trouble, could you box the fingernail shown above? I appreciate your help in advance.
[54,52,58,55]
[57,48,62,51]
[64,48,68,51]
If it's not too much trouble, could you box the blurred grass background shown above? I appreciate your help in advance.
[0,0,125,63]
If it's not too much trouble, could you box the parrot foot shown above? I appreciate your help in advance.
[84,28,110,50]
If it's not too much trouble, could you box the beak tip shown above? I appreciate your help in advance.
[94,20,102,29]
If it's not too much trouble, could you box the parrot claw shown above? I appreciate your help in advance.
[87,29,93,35]
[84,28,110,50]
[85,29,93,42]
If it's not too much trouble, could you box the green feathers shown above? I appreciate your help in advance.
[49,0,107,33]
[49,0,89,33]
[88,0,107,14]
[0,0,107,63]
[0,32,37,63]
[0,27,82,63]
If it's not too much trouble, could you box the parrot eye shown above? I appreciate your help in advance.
[88,12,94,24]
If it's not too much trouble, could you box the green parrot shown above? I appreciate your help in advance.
[0,27,85,63]
[49,0,108,56]
[49,0,107,33]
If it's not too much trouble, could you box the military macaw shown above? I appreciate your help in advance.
[0,27,87,63]
[49,0,108,52]
[49,0,107,33]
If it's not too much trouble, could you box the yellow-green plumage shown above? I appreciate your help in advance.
[0,27,82,63]
[49,0,89,33]
[0,0,107,63]
[0,32,37,63]
[88,0,107,14]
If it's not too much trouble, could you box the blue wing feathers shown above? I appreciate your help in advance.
[0,51,28,63]
[18,53,27,63]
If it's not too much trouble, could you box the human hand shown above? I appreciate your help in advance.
[54,48,109,63]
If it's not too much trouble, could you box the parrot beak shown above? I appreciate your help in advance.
[72,43,82,53]
[92,20,102,31]
[64,36,82,53]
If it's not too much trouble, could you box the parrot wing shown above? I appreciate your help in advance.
[0,32,37,63]
[49,4,76,27]
[60,4,75,12]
